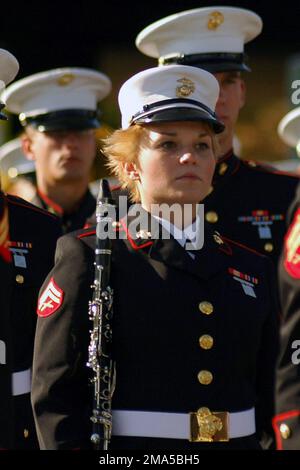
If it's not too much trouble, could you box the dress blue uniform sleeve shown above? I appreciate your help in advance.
[31,233,94,450]
[255,257,279,449]
[274,247,300,449]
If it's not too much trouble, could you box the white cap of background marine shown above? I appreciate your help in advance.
[0,137,35,178]
[278,107,300,157]
[135,6,262,73]
[1,67,111,131]
[0,48,19,119]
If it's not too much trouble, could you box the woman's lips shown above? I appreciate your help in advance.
[176,173,201,180]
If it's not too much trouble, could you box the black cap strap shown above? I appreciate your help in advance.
[20,109,100,127]
[159,52,248,67]
[131,98,216,124]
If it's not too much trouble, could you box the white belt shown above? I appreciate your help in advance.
[112,408,256,440]
[12,368,31,396]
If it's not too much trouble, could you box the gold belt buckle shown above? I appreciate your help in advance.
[190,407,229,442]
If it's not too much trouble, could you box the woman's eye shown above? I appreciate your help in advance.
[160,141,176,149]
[196,142,210,150]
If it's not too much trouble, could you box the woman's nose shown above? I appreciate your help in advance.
[179,151,197,164]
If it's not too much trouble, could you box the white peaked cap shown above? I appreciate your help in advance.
[1,67,111,116]
[136,6,262,68]
[0,137,35,177]
[278,107,300,151]
[0,49,19,92]
[119,64,223,132]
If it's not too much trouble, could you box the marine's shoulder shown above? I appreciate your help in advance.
[217,231,272,271]
[6,193,60,223]
[240,159,300,183]
[54,226,97,254]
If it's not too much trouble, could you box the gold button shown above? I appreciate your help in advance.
[264,243,274,253]
[207,185,214,196]
[16,274,24,284]
[218,162,228,175]
[198,370,213,385]
[199,301,214,316]
[199,335,214,350]
[205,211,218,223]
[23,429,29,439]
[279,423,291,440]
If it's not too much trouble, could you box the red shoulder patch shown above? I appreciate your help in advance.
[37,277,64,317]
[284,208,300,278]
[0,203,11,262]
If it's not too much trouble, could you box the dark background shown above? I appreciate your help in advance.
[1,0,299,76]
[1,0,300,161]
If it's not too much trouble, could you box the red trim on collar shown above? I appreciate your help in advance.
[218,242,232,256]
[120,218,153,250]
[218,149,233,162]
[37,189,64,215]
[216,150,241,177]
[268,168,300,178]
[244,160,300,179]
[111,184,122,191]
[6,195,59,220]
[77,230,96,239]
[221,235,264,257]
[272,410,300,450]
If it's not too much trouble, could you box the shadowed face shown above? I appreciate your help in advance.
[22,128,96,184]
[214,71,246,154]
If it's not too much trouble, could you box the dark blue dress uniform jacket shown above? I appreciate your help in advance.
[203,151,299,264]
[0,192,61,449]
[31,208,279,450]
[275,181,300,449]
[31,188,96,234]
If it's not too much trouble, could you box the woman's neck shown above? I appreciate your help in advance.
[142,201,199,229]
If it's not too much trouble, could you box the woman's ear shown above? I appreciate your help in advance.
[124,162,140,181]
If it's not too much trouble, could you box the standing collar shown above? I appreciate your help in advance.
[121,205,228,280]
[36,188,96,232]
[212,150,241,187]
[37,188,64,215]
[153,213,201,250]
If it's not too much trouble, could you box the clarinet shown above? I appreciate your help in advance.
[87,179,116,450]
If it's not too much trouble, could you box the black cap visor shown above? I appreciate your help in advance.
[190,61,250,73]
[160,52,250,73]
[20,109,100,131]
[134,107,225,134]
